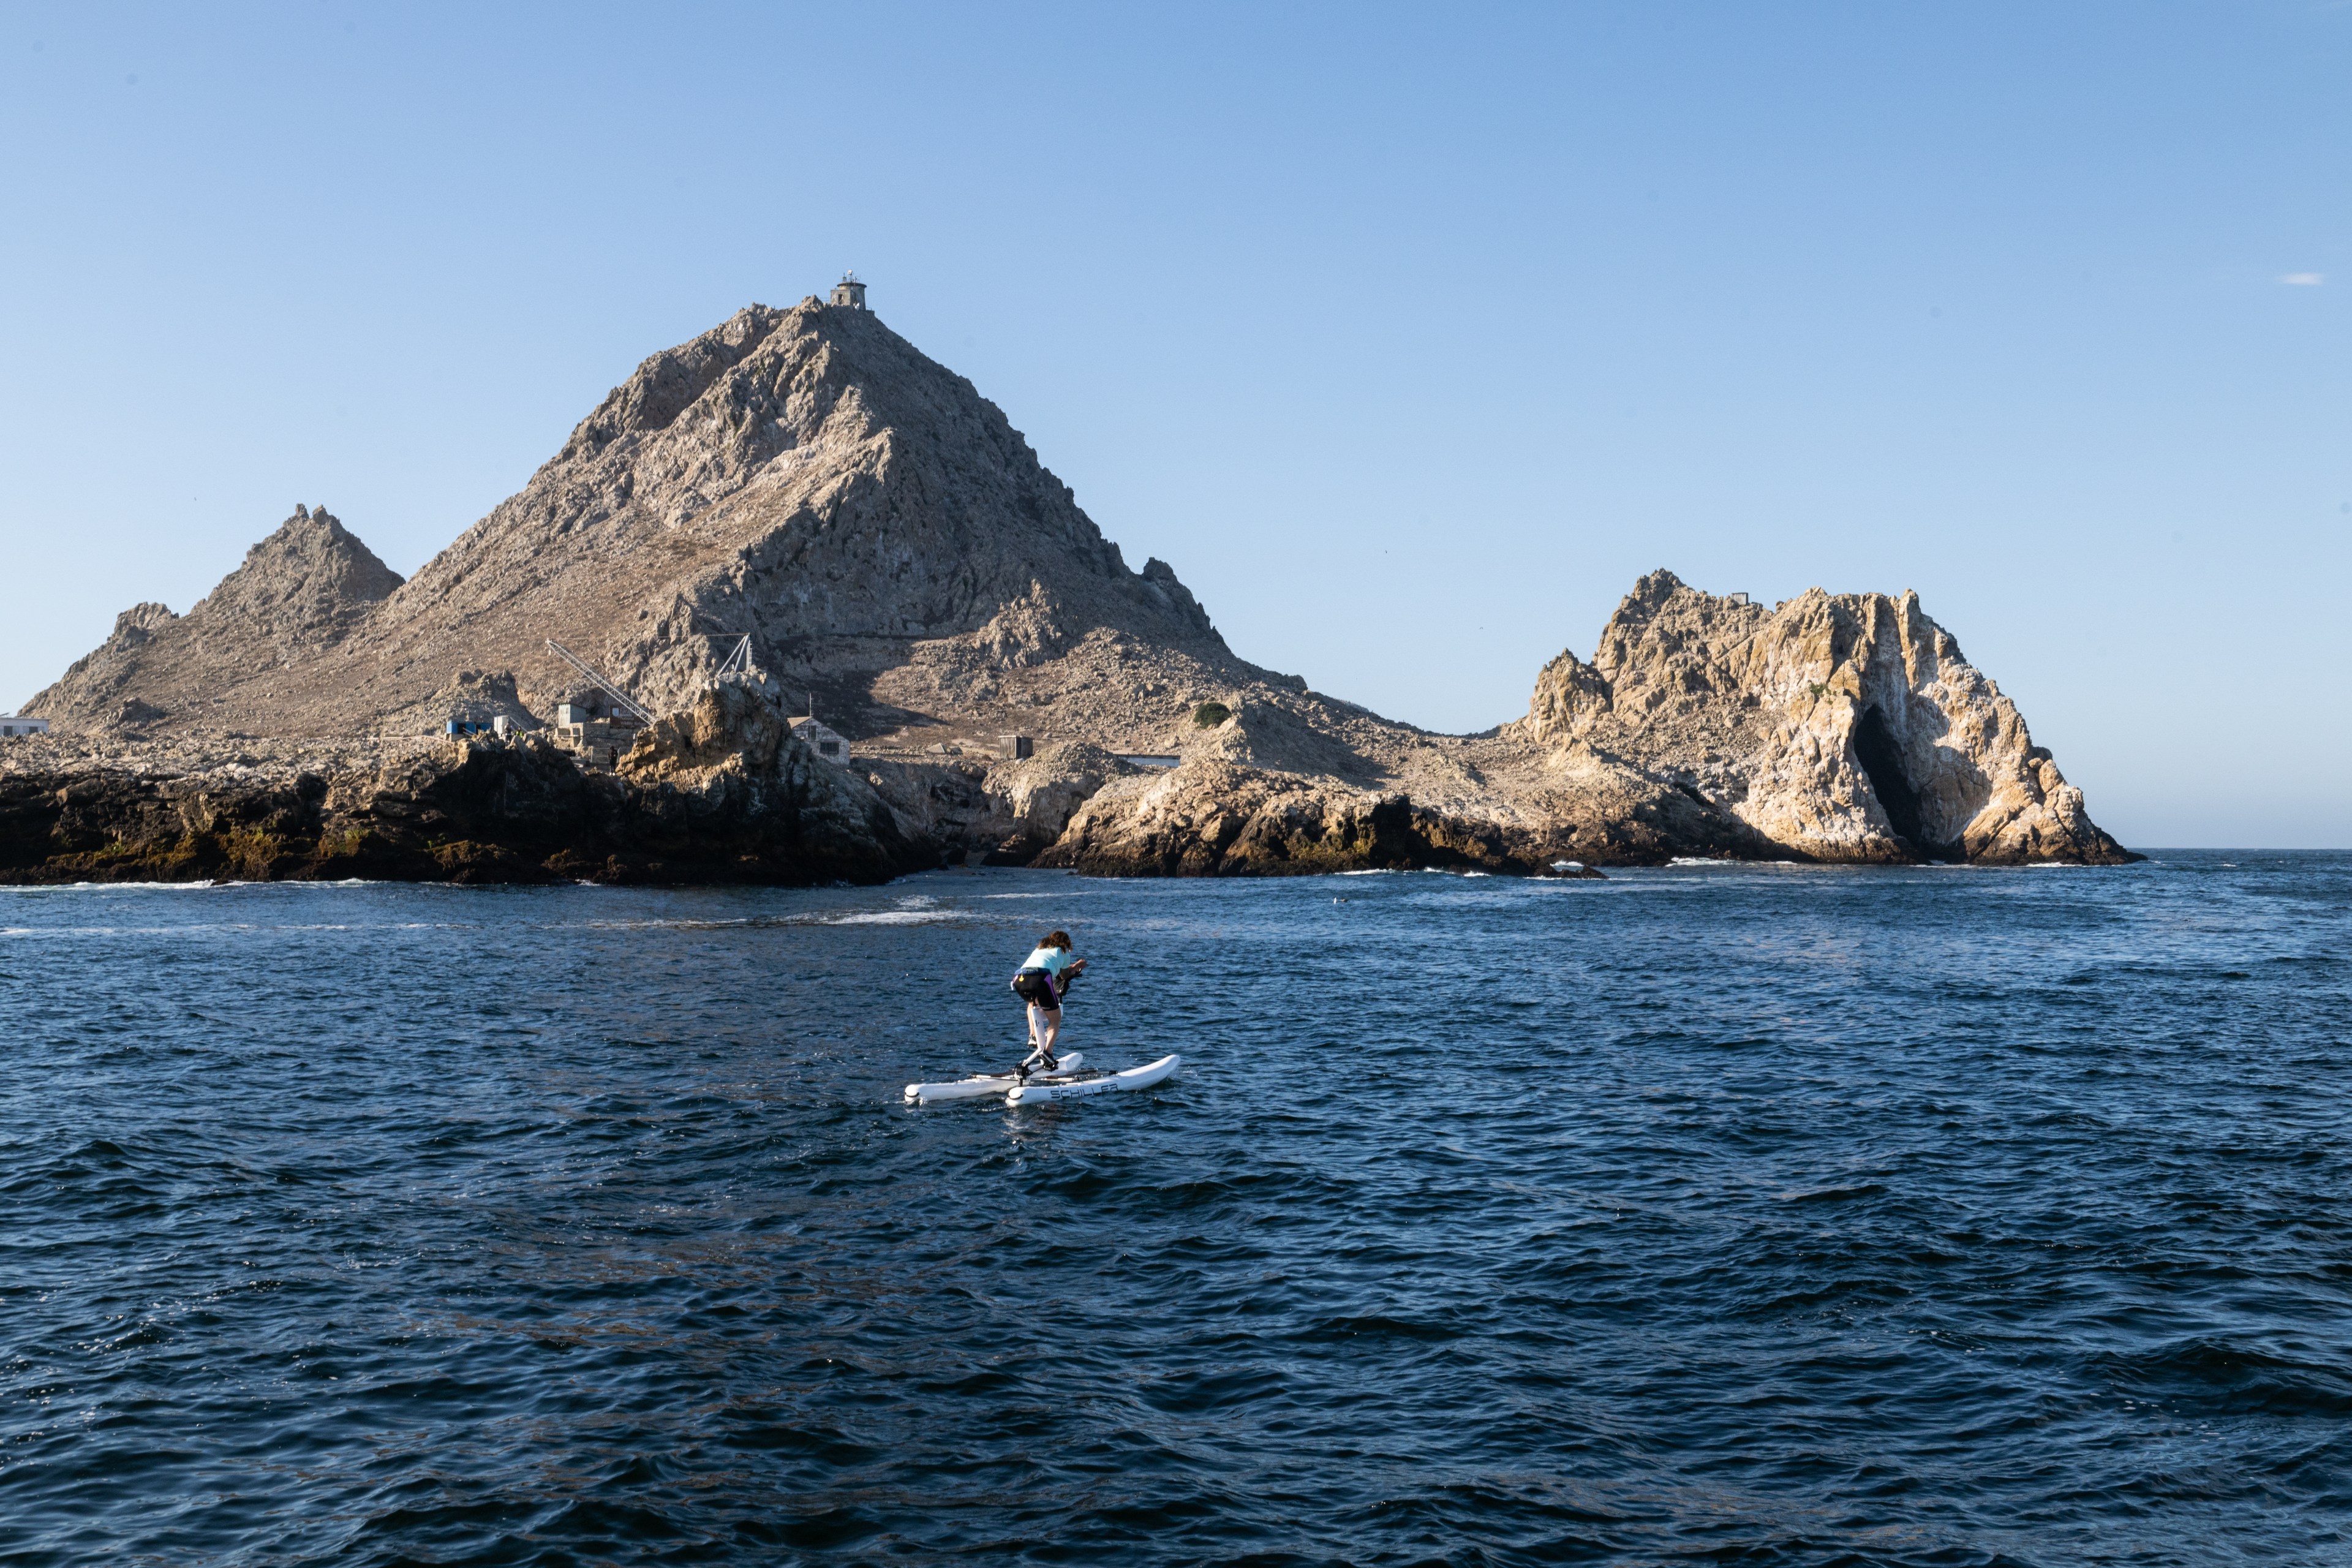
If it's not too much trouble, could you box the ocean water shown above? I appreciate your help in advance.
[2,853,2346,1567]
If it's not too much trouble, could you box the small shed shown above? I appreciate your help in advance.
[793,717,850,762]
[0,715,50,738]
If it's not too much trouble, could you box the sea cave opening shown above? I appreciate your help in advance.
[1852,705,1927,853]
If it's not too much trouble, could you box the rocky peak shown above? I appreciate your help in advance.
[1591,570,1770,688]
[1521,647,1611,741]
[22,504,405,728]
[107,601,180,649]
[1512,571,2130,864]
[190,505,404,636]
[29,296,1246,741]
[558,305,790,458]
[365,297,1234,725]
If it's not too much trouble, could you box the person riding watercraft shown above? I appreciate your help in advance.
[1011,930,1085,1077]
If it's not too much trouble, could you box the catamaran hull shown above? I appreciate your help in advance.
[1003,1054,1181,1105]
[905,1052,1083,1104]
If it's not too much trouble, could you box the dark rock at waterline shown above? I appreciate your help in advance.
[1028,763,1630,878]
[0,684,923,887]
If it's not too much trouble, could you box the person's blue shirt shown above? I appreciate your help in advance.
[1022,946,1072,977]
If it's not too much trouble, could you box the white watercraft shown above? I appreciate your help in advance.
[1003,1054,1181,1106]
[905,1052,1084,1104]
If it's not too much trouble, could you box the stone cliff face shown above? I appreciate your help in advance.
[1506,571,2130,864]
[17,295,2133,874]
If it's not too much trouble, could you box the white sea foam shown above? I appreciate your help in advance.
[822,909,966,925]
[576,908,971,930]
[0,926,196,938]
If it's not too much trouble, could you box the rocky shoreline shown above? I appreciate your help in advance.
[0,687,919,888]
[0,723,1616,889]
[0,674,2112,888]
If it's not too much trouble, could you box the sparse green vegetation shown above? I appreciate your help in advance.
[1192,702,1232,729]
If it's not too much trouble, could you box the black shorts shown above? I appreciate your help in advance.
[1011,968,1060,1010]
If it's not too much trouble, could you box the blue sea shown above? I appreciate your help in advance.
[3,853,2347,1566]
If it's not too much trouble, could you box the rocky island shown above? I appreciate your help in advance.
[1,287,2135,884]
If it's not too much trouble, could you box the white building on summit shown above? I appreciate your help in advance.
[829,272,867,309]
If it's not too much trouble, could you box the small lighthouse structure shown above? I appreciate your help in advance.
[829,271,867,309]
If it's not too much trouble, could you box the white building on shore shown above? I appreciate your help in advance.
[791,715,850,762]
[0,715,50,738]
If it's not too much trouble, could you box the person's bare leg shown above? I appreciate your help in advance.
[1020,1000,1061,1076]
[1019,1001,1042,1077]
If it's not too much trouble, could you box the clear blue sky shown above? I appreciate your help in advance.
[2,2,2345,846]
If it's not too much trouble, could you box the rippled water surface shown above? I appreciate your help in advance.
[4,854,2348,1566]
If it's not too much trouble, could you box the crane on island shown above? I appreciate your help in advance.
[545,639,654,724]
[712,634,755,683]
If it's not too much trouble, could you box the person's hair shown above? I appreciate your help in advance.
[1043,930,1073,950]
